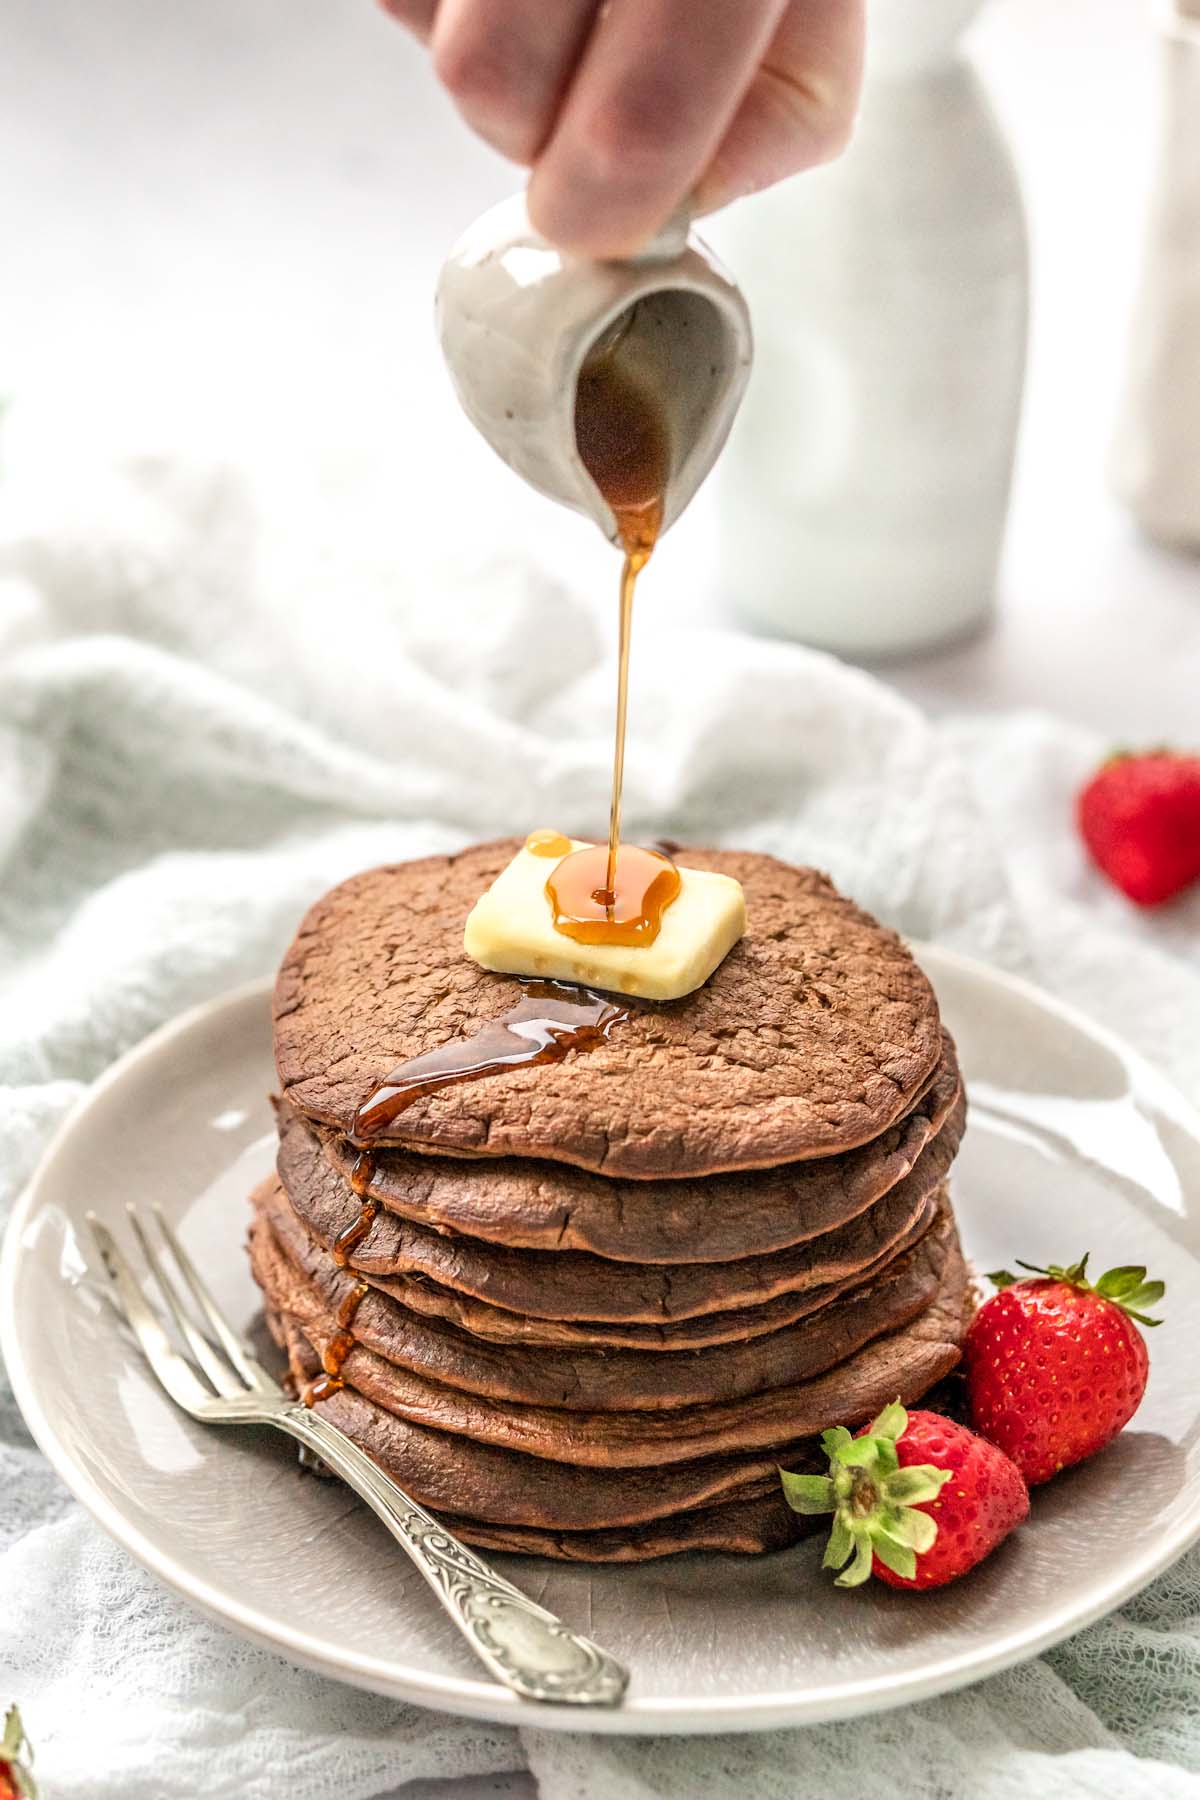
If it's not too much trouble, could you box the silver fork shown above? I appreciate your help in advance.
[86,1204,628,1708]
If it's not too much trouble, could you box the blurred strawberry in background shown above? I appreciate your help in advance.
[1077,750,1200,906]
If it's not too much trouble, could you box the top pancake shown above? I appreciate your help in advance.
[274,842,942,1179]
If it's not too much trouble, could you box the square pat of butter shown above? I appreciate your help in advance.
[463,839,746,1001]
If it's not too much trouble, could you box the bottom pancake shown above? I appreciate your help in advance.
[440,1494,812,1560]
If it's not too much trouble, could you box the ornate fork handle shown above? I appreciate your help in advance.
[277,1402,628,1706]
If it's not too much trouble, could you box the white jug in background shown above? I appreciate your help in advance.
[715,0,1028,658]
[1110,0,1200,551]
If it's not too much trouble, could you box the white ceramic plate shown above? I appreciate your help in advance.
[4,947,1200,1734]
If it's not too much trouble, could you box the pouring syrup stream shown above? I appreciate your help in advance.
[573,330,670,906]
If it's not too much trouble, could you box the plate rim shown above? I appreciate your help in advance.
[4,950,1200,1734]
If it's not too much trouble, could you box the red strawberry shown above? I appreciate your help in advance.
[965,1255,1163,1486]
[780,1402,1029,1589]
[1077,749,1200,906]
[0,1707,36,1800]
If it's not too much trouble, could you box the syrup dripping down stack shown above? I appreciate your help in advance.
[251,841,973,1560]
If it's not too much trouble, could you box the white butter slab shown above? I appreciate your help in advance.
[463,838,746,1001]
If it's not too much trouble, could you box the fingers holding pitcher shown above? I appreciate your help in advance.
[525,0,790,258]
[429,0,601,165]
[694,0,866,214]
[377,0,864,254]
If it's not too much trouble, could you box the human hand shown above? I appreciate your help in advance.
[379,0,865,257]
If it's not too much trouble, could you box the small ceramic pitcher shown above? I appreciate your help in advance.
[435,193,753,546]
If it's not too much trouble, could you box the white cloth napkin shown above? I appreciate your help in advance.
[2,454,1199,1800]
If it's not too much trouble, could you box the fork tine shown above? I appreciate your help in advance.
[151,1204,280,1396]
[126,1206,245,1399]
[87,1214,216,1416]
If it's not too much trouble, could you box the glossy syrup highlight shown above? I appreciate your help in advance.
[351,982,629,1140]
[547,843,680,946]
[302,1278,370,1407]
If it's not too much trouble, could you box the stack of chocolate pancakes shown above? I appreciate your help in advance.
[251,841,971,1561]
